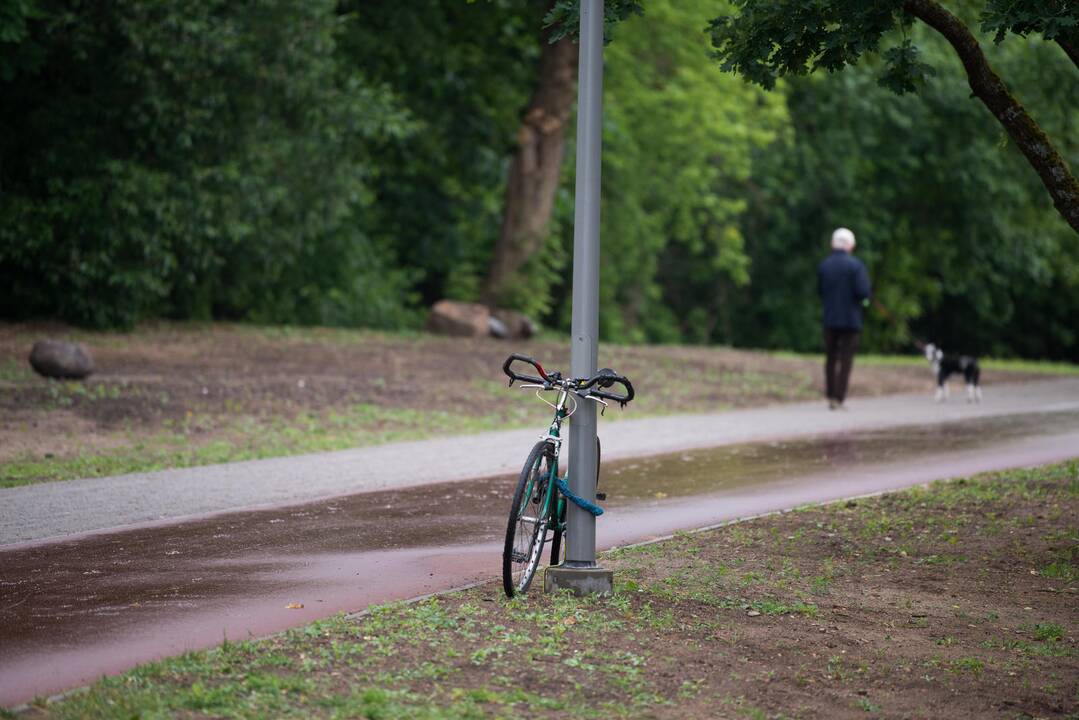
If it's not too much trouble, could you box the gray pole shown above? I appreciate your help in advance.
[565,0,603,569]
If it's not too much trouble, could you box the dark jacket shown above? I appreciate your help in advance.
[818,250,871,330]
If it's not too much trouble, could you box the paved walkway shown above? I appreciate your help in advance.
[4,378,1079,546]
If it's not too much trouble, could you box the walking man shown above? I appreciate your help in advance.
[818,227,871,410]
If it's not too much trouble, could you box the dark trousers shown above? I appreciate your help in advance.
[824,328,860,403]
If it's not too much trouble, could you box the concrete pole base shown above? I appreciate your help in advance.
[543,565,614,597]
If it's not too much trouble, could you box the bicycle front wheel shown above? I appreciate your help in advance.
[503,440,554,597]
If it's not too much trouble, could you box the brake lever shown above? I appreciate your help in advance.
[584,394,609,416]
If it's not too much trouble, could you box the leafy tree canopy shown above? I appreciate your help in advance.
[709,0,1077,91]
[0,0,415,328]
[544,0,644,42]
[2,0,1077,360]
[981,0,1079,45]
[727,21,1079,358]
[708,0,1079,236]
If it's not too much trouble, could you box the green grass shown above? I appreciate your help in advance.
[1040,559,1078,583]
[1033,623,1065,643]
[856,697,882,713]
[0,404,520,488]
[772,350,1079,375]
[1,320,424,348]
[0,357,33,383]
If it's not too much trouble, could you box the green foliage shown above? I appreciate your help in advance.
[1,0,418,329]
[727,26,1079,356]
[549,0,787,343]
[879,39,937,94]
[0,0,40,80]
[2,0,1077,360]
[705,1,1079,358]
[981,0,1079,44]
[338,0,539,307]
[545,0,645,43]
[709,0,905,90]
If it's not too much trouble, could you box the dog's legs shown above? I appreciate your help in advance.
[935,384,945,402]
[966,383,975,402]
[943,382,950,401]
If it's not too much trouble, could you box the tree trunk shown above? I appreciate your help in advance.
[902,0,1079,235]
[480,19,578,305]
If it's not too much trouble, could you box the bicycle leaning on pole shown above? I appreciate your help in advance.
[500,353,635,597]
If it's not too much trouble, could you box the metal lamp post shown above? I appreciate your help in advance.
[544,0,613,596]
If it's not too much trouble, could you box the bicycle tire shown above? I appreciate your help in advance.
[503,440,555,597]
[548,436,600,566]
[549,495,564,566]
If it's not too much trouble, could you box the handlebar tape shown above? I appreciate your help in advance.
[502,353,547,386]
[588,374,634,405]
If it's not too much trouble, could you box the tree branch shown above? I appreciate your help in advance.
[903,0,1079,235]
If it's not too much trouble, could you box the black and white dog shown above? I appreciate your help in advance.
[924,343,982,402]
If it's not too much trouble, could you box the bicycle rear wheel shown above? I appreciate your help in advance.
[503,440,555,597]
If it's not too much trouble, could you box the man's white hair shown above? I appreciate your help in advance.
[831,227,856,250]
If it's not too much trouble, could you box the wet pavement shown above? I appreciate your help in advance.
[2,410,1079,706]
[8,378,1079,546]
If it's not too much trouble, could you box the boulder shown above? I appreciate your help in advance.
[29,340,94,379]
[491,308,537,340]
[426,300,491,338]
[488,315,510,339]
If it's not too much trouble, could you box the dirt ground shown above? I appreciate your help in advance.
[0,322,1057,484]
[0,323,985,456]
[22,461,1077,719]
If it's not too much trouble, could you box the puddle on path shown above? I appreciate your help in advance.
[2,409,1078,706]
[606,410,1079,502]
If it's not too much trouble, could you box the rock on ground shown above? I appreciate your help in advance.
[491,308,536,340]
[29,340,94,379]
[425,300,491,338]
[425,300,537,340]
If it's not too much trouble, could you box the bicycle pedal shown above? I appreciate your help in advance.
[595,492,607,501]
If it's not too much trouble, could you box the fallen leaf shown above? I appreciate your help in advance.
[747,610,761,617]
[286,602,304,609]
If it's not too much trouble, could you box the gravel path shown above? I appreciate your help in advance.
[3,378,1078,546]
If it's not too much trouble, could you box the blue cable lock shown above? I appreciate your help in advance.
[555,476,604,516]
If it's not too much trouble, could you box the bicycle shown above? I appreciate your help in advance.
[500,353,634,598]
